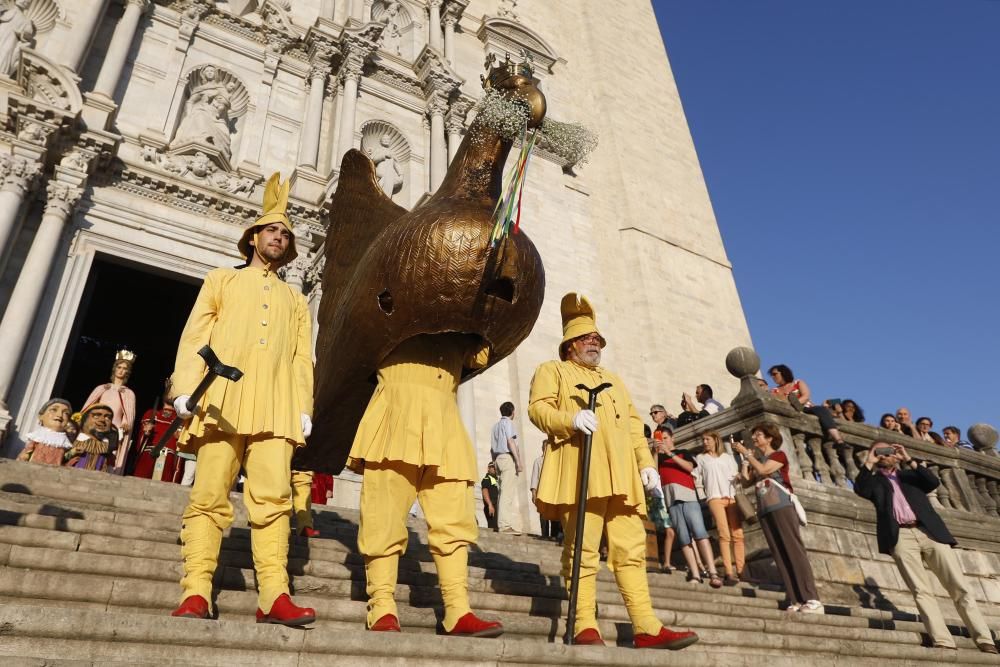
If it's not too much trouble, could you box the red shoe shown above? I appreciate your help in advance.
[445,612,504,638]
[634,627,699,650]
[572,628,606,646]
[369,614,401,632]
[298,527,321,538]
[255,594,316,627]
[171,595,209,619]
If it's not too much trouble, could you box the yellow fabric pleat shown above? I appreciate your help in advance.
[347,334,485,482]
[527,360,654,518]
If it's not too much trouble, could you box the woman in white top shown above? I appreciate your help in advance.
[695,431,744,585]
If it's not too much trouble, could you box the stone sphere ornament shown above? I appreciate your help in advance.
[968,423,999,453]
[726,346,760,379]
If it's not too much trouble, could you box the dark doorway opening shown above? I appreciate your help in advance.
[53,256,201,420]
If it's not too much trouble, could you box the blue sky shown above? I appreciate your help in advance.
[651,0,999,434]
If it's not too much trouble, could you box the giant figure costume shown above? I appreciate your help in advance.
[169,173,316,626]
[301,56,549,636]
[528,293,699,650]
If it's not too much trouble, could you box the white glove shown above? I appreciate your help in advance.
[640,467,659,492]
[572,409,598,435]
[301,413,313,438]
[173,395,194,419]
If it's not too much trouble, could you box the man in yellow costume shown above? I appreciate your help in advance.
[528,293,699,650]
[348,332,503,637]
[291,469,320,537]
[169,173,316,626]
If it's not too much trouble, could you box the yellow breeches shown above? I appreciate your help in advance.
[358,461,477,631]
[291,469,314,530]
[179,431,294,614]
[558,496,662,636]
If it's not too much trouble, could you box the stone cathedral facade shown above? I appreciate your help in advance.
[0,0,752,530]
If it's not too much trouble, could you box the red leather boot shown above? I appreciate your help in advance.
[445,612,503,638]
[171,595,209,619]
[633,626,699,650]
[255,594,316,627]
[368,614,401,632]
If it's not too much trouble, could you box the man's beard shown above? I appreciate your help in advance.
[575,350,601,367]
[260,246,287,263]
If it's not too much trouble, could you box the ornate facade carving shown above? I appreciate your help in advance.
[16,119,53,145]
[373,1,409,57]
[43,179,82,217]
[478,18,560,74]
[0,152,40,194]
[140,147,258,194]
[0,0,34,77]
[58,149,91,174]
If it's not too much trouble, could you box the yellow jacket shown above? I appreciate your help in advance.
[528,360,653,518]
[348,333,489,482]
[172,267,313,446]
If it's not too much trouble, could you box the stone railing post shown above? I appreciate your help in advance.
[725,347,767,406]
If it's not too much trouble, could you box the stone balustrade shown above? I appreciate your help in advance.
[661,347,1000,613]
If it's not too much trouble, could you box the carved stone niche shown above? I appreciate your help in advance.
[371,0,414,61]
[167,64,250,173]
[0,0,65,79]
[360,119,410,202]
[477,17,562,76]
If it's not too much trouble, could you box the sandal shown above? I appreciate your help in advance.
[723,575,739,587]
[685,572,703,584]
[709,574,723,589]
[661,565,673,575]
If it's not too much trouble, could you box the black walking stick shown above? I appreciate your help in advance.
[565,381,613,645]
[150,346,243,458]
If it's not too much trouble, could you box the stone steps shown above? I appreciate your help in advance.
[1,459,999,664]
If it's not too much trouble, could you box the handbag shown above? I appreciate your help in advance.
[734,485,758,524]
[770,479,808,526]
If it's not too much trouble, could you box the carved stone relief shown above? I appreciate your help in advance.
[141,147,259,195]
[361,120,410,200]
[373,0,410,58]
[170,65,250,170]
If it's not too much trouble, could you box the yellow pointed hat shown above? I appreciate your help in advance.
[559,292,606,360]
[237,172,298,264]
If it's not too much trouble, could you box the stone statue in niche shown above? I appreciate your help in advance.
[378,1,402,56]
[173,66,236,163]
[369,135,403,199]
[0,0,34,77]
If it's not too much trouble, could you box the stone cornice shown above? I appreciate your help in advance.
[415,45,462,98]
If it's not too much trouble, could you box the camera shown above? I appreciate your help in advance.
[874,446,895,457]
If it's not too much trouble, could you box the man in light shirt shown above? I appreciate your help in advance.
[854,442,997,654]
[695,384,724,414]
[491,401,523,534]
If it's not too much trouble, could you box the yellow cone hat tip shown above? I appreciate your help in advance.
[559,292,605,360]
[237,171,298,264]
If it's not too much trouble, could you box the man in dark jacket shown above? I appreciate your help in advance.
[854,442,997,653]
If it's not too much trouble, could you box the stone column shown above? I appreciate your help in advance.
[445,101,469,163]
[427,0,443,51]
[60,0,110,73]
[298,63,331,168]
[350,0,364,21]
[92,0,150,100]
[0,181,82,408]
[362,0,374,22]
[320,0,336,19]
[284,256,308,293]
[443,16,457,63]
[336,57,364,163]
[0,155,40,274]
[427,93,448,190]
